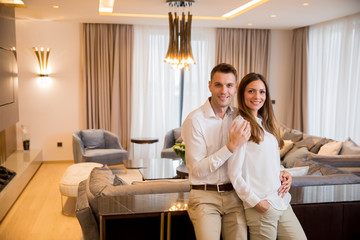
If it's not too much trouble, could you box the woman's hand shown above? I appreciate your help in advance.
[278,170,292,197]
[254,200,270,213]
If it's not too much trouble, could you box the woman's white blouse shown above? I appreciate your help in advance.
[227,116,291,210]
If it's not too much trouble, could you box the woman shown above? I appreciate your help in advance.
[228,73,307,240]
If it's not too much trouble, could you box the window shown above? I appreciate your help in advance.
[307,14,360,143]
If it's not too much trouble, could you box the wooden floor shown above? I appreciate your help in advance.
[0,162,82,240]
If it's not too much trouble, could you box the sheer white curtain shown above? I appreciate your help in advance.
[182,27,215,122]
[307,14,360,143]
[131,26,215,159]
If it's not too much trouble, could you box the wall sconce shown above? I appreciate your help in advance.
[32,47,51,77]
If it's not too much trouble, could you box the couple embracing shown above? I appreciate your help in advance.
[182,63,307,240]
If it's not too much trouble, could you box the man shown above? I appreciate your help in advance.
[182,63,251,240]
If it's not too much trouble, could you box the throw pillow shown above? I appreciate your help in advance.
[88,165,114,197]
[81,129,105,149]
[293,158,322,175]
[283,147,310,168]
[295,136,322,150]
[309,170,322,176]
[318,141,343,155]
[284,166,310,176]
[282,129,303,142]
[113,175,128,186]
[340,138,360,155]
[280,140,294,158]
[309,138,330,153]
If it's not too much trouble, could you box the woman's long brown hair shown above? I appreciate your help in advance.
[237,73,284,148]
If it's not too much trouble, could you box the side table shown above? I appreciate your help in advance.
[131,137,159,160]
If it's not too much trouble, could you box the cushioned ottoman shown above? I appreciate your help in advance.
[59,162,103,215]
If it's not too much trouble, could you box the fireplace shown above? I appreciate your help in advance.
[0,125,18,192]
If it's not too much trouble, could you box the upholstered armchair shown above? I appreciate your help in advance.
[160,127,182,159]
[72,129,128,166]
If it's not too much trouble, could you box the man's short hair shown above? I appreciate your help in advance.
[210,63,238,82]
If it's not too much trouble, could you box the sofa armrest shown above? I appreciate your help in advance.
[76,180,100,240]
[308,154,360,168]
[73,132,85,163]
[104,131,122,149]
[163,129,176,149]
[292,174,360,187]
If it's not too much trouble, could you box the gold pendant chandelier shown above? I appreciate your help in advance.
[164,0,195,71]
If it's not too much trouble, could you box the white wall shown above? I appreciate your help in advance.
[15,20,84,161]
[269,29,293,126]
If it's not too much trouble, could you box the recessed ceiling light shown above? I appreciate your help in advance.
[248,23,253,26]
[302,3,309,6]
[270,14,277,18]
[222,0,270,18]
[99,0,115,13]
[0,0,25,7]
[53,5,59,9]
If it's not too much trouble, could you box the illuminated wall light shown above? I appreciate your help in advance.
[248,23,253,26]
[53,5,59,9]
[302,3,309,6]
[33,47,51,77]
[270,14,277,18]
[37,77,52,88]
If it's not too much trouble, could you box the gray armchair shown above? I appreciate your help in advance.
[160,127,182,159]
[72,129,128,166]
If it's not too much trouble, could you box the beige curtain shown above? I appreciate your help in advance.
[216,28,270,79]
[83,23,133,149]
[286,27,308,132]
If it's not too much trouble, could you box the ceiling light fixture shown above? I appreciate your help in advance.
[164,0,195,71]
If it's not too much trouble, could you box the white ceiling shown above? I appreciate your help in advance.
[14,0,360,29]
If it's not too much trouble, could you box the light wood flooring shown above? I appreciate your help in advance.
[0,162,82,240]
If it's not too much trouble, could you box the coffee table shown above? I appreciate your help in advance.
[123,158,182,180]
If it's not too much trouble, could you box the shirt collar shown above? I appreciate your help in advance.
[204,97,234,118]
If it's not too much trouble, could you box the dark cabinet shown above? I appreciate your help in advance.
[101,211,195,240]
[292,201,360,240]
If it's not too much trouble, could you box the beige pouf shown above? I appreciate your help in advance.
[59,162,103,215]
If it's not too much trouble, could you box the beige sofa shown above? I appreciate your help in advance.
[76,165,190,240]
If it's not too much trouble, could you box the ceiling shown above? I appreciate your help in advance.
[13,0,360,29]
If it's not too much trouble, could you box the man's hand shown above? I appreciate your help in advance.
[278,170,292,197]
[226,120,251,153]
[254,200,270,213]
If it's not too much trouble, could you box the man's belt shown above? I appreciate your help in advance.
[191,183,234,192]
